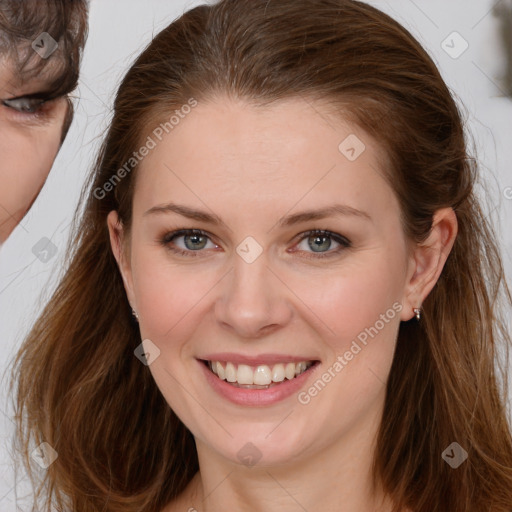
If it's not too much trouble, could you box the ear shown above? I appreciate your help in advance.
[401,207,458,321]
[107,210,136,310]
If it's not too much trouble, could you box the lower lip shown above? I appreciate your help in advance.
[197,359,320,406]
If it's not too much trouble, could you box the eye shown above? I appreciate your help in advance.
[159,228,351,259]
[293,229,352,259]
[3,97,45,112]
[160,229,219,257]
[2,95,57,121]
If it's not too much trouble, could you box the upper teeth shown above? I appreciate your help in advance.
[208,361,313,385]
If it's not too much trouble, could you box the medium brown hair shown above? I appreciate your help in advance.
[8,1,512,511]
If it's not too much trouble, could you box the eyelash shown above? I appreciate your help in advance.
[2,96,57,121]
[159,228,352,260]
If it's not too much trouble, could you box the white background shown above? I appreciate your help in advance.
[0,0,511,508]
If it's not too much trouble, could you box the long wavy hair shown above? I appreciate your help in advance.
[8,0,512,510]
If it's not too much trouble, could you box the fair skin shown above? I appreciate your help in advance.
[108,96,457,512]
[0,56,69,243]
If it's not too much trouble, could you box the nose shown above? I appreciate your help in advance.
[214,247,293,339]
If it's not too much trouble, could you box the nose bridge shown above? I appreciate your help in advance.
[232,242,269,295]
[215,237,291,337]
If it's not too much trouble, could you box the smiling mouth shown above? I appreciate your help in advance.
[201,359,320,389]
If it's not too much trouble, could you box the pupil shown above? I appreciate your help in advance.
[311,235,330,252]
[186,234,206,250]
[21,101,36,112]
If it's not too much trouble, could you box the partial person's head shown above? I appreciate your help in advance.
[11,1,512,511]
[0,0,88,243]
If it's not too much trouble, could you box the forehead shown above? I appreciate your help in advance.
[133,96,396,220]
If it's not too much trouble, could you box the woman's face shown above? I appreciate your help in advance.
[0,56,69,242]
[109,96,420,468]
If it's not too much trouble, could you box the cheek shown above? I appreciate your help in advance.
[132,251,214,343]
[288,249,406,417]
[291,252,404,352]
[289,259,404,441]
[332,268,399,345]
[0,129,62,214]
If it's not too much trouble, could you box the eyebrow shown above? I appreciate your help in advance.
[143,202,372,228]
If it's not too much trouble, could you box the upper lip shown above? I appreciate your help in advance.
[198,353,320,366]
